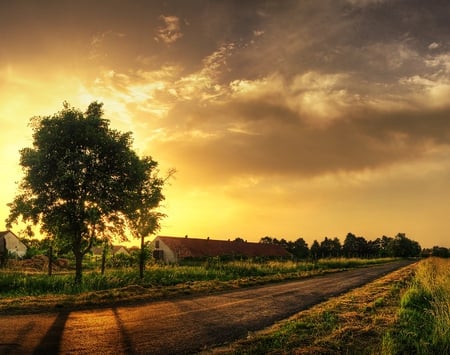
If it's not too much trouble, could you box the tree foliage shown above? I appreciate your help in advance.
[259,236,309,259]
[6,102,166,283]
[319,237,341,258]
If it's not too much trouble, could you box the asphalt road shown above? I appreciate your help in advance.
[0,260,415,355]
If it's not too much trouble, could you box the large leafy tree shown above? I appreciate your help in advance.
[6,102,165,283]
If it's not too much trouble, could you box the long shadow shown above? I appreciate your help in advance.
[0,321,35,355]
[33,311,70,355]
[112,307,135,354]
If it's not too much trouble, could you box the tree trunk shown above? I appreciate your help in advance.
[101,246,107,275]
[139,235,145,279]
[74,251,83,285]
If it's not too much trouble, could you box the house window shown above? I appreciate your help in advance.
[155,240,159,248]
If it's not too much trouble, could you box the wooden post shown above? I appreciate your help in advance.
[48,245,53,276]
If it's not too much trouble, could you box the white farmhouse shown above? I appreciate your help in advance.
[0,230,27,258]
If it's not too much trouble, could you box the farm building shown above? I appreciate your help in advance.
[152,235,291,263]
[0,230,27,258]
[112,245,129,256]
[91,245,130,260]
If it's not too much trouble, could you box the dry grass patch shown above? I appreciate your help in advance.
[204,263,416,354]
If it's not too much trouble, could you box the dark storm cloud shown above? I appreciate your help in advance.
[154,95,450,180]
[2,0,448,77]
[228,0,450,82]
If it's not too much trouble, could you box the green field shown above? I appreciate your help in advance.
[0,257,394,297]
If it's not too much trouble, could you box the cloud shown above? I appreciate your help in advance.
[151,55,450,181]
[428,42,440,50]
[155,15,184,44]
[173,43,235,101]
[42,0,449,188]
[153,104,450,187]
[88,30,126,60]
[77,22,450,184]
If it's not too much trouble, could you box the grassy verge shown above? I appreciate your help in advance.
[0,258,394,314]
[203,262,416,354]
[382,257,450,354]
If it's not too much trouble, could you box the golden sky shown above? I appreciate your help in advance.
[1,0,450,248]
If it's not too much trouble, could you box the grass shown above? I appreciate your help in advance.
[382,257,450,354]
[0,257,394,297]
[203,262,416,354]
[0,257,395,313]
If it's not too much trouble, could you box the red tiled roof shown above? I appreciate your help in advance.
[156,236,291,259]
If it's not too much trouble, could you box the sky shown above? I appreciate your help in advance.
[1,0,450,248]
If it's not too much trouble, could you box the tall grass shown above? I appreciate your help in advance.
[0,257,395,297]
[383,257,450,354]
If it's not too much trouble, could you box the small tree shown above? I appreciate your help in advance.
[126,164,173,278]
[127,208,165,279]
[6,102,166,284]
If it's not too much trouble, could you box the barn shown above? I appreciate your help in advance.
[152,235,291,263]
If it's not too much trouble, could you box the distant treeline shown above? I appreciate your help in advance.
[259,232,431,259]
[421,246,450,258]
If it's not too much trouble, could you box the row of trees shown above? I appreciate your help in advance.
[6,102,169,283]
[260,233,422,259]
[422,246,450,258]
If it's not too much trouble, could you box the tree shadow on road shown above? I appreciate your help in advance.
[23,307,135,354]
[0,320,35,355]
[112,307,136,353]
[33,311,70,355]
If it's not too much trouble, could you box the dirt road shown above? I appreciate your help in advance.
[0,260,415,354]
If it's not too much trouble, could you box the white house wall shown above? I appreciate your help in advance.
[4,232,27,258]
[158,239,177,263]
